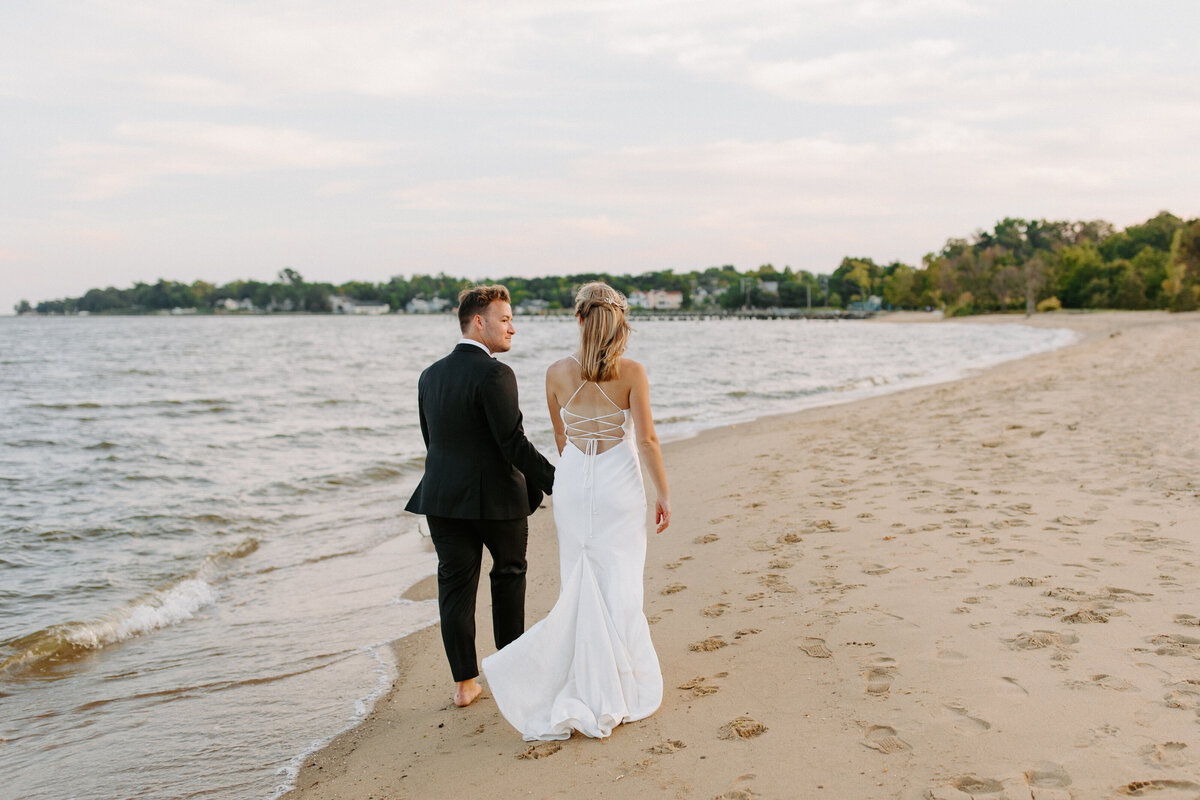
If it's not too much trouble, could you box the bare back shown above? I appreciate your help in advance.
[546,356,636,455]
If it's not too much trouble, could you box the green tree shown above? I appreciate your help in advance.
[1163,220,1200,311]
[1055,244,1106,308]
[881,263,917,308]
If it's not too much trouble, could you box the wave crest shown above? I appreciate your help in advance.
[0,578,219,679]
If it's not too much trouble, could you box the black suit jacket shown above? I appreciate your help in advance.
[405,343,555,520]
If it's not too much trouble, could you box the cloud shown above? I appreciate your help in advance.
[104,0,547,99]
[141,74,250,106]
[557,215,635,238]
[52,122,388,198]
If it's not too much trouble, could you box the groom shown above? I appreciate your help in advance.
[405,285,555,707]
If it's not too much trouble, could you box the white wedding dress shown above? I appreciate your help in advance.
[482,364,663,740]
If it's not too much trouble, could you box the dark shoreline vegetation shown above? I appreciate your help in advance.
[16,212,1200,317]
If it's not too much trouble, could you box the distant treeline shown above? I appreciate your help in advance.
[17,211,1200,316]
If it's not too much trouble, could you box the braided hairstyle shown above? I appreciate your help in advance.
[574,282,631,382]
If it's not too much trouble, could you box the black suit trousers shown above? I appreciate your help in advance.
[426,515,528,682]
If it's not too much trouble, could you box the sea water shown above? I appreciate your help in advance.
[0,314,1074,799]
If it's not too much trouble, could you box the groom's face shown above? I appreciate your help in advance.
[478,301,516,353]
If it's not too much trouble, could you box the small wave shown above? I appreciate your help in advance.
[5,439,57,447]
[84,441,118,450]
[0,536,256,679]
[0,578,217,678]
[32,402,102,410]
[217,537,259,559]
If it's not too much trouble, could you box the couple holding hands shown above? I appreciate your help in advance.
[405,281,671,741]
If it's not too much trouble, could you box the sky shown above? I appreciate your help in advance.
[2,0,1199,313]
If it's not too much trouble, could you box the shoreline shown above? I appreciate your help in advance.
[285,310,1200,800]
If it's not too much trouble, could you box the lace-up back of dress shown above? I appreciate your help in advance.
[561,356,628,455]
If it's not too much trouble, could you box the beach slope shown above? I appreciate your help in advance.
[286,311,1200,800]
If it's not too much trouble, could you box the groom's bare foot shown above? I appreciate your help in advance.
[454,678,483,707]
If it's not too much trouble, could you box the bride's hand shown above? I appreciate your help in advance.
[655,496,671,533]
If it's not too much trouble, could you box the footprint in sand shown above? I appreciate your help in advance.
[1146,633,1200,657]
[1023,762,1073,799]
[661,583,687,595]
[1116,779,1200,796]
[1006,630,1079,651]
[861,724,911,754]
[1140,742,1189,768]
[1064,673,1134,692]
[714,774,757,800]
[689,636,728,652]
[1173,614,1200,627]
[760,574,798,593]
[1163,681,1200,710]
[734,628,761,639]
[517,742,562,759]
[864,656,897,696]
[718,717,767,740]
[647,739,686,754]
[926,775,1004,799]
[694,533,720,544]
[702,602,729,618]
[1062,608,1110,624]
[678,676,721,697]
[944,703,991,733]
[800,638,832,658]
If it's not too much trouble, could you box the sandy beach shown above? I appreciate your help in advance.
[285,311,1200,800]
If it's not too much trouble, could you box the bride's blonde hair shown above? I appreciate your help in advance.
[575,282,631,383]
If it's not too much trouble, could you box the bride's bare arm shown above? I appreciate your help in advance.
[546,365,567,455]
[627,361,671,533]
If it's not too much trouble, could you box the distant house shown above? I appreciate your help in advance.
[645,290,683,310]
[218,298,258,312]
[405,297,451,314]
[516,298,550,314]
[848,295,883,312]
[350,301,391,315]
[760,281,779,295]
[332,295,390,314]
[627,291,649,309]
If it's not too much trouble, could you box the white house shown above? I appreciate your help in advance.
[349,301,391,315]
[332,295,391,314]
[405,297,451,314]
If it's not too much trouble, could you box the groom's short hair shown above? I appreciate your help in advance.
[457,285,511,331]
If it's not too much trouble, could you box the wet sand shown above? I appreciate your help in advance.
[286,310,1200,800]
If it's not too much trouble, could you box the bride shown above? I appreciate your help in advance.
[482,281,671,741]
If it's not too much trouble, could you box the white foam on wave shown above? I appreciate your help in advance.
[57,578,217,652]
[0,578,219,676]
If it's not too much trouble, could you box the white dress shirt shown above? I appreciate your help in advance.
[457,337,491,356]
